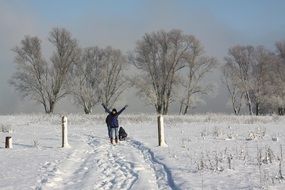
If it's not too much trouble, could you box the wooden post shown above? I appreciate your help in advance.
[5,136,12,148]
[157,115,168,147]
[62,116,70,148]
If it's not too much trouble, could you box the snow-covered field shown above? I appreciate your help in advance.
[0,114,285,190]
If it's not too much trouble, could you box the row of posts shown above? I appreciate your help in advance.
[62,115,168,147]
[61,115,167,147]
[4,115,167,148]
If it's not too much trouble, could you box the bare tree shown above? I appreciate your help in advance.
[100,46,127,108]
[274,41,285,114]
[253,42,285,115]
[221,64,244,115]
[10,36,50,112]
[179,36,216,115]
[47,28,81,113]
[72,47,104,114]
[225,45,255,115]
[250,46,274,115]
[10,27,80,113]
[130,29,196,114]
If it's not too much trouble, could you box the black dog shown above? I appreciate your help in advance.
[119,127,127,141]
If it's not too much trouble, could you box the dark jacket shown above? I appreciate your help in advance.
[102,104,127,128]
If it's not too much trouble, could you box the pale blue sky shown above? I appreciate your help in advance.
[0,0,285,114]
[9,0,285,34]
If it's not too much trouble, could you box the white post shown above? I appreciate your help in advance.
[157,115,168,147]
[62,116,70,148]
[5,136,12,149]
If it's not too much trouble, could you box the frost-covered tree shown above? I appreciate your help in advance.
[73,47,127,114]
[273,41,285,114]
[222,64,244,115]
[72,46,127,112]
[72,47,104,114]
[130,29,195,114]
[252,42,285,115]
[178,36,216,115]
[100,47,127,108]
[48,28,81,113]
[250,46,274,115]
[224,45,255,115]
[10,36,49,112]
[10,28,80,113]
[259,54,282,114]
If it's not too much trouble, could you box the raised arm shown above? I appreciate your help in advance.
[102,103,111,114]
[117,105,128,115]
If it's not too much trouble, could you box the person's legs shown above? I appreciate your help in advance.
[107,125,111,139]
[115,127,119,143]
[110,128,116,144]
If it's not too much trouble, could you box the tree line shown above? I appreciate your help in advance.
[10,27,215,115]
[10,27,285,115]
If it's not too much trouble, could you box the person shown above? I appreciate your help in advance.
[102,103,128,144]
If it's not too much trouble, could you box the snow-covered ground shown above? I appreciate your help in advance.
[0,114,285,190]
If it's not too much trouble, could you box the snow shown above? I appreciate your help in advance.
[0,114,285,189]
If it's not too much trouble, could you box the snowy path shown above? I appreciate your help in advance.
[37,136,177,190]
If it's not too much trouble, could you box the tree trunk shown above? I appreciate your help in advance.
[233,108,238,115]
[84,106,91,114]
[248,103,253,115]
[278,107,285,115]
[245,91,253,115]
[179,99,185,115]
[232,97,238,115]
[48,100,55,114]
[162,108,168,115]
[255,103,259,116]
[162,97,168,114]
[183,96,192,115]
[42,102,48,114]
[156,104,163,115]
[84,108,91,114]
[183,105,189,115]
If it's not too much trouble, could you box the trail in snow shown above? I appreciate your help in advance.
[37,136,176,190]
[129,139,180,190]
